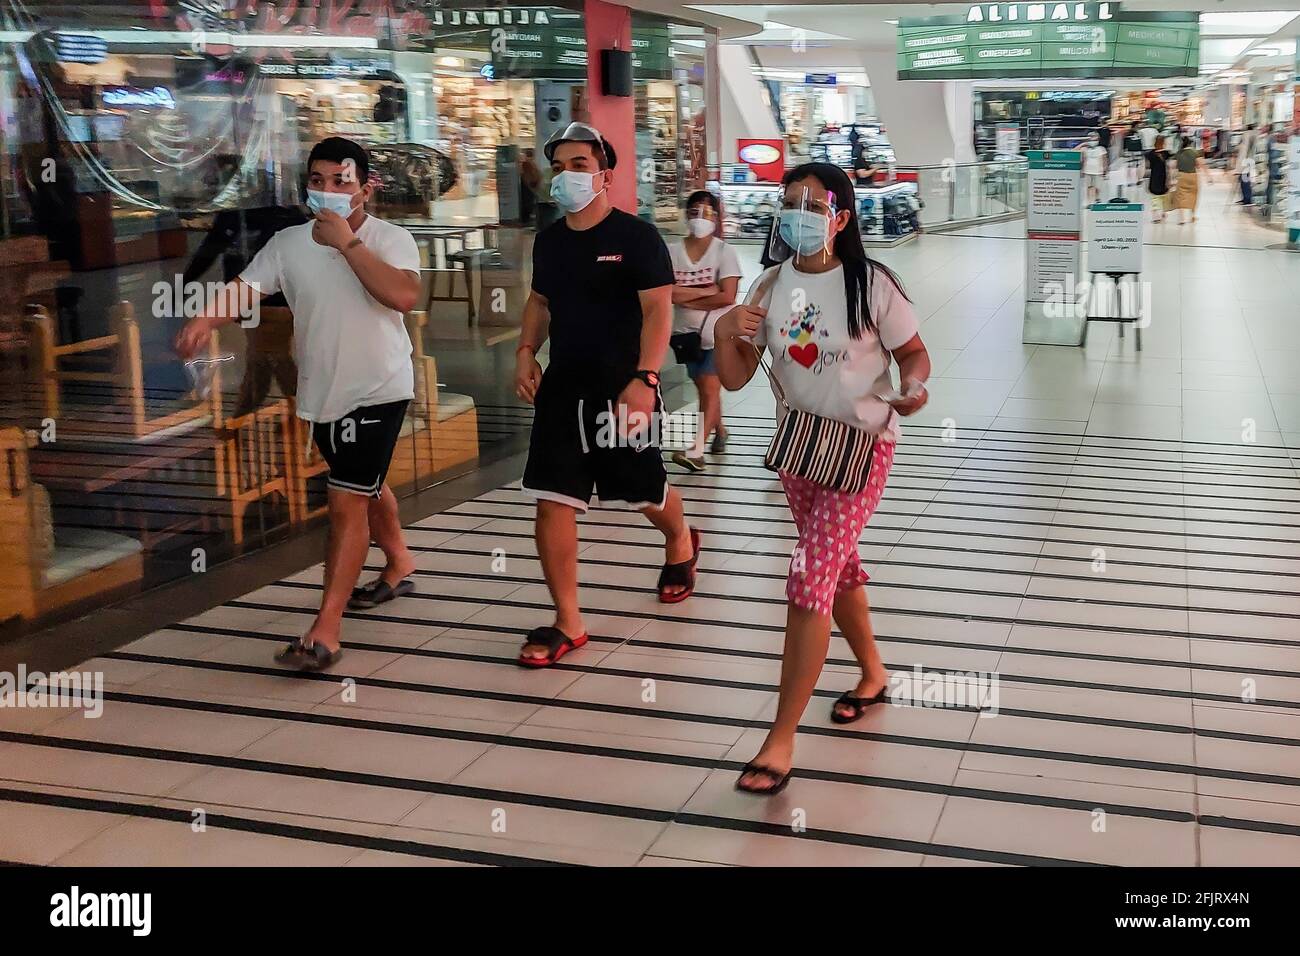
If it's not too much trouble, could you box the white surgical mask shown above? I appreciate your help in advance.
[687,217,714,238]
[306,189,357,218]
[778,209,830,257]
[550,170,603,213]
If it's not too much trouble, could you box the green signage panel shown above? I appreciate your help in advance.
[897,7,1199,79]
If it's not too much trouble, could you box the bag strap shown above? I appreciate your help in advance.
[745,266,790,410]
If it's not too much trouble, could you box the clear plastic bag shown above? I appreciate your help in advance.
[183,353,235,400]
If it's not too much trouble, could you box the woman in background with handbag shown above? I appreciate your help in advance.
[667,190,742,472]
[713,163,932,795]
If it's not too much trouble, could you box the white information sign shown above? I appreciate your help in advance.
[1087,202,1144,274]
[1027,235,1082,303]
[1027,157,1082,233]
[995,122,1021,156]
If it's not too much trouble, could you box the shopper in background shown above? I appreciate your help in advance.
[1145,136,1172,223]
[1171,138,1204,224]
[514,121,699,668]
[1081,131,1108,203]
[667,190,740,472]
[1236,124,1257,204]
[1122,122,1144,186]
[518,148,542,225]
[175,136,422,670]
[713,162,932,795]
[1138,120,1158,153]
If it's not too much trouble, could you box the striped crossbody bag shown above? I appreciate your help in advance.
[746,266,877,494]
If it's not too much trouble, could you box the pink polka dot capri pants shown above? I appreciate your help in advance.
[779,441,896,615]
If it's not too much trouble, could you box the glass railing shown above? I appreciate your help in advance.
[896,158,1028,230]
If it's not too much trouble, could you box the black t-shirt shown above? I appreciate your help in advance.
[1097,127,1112,149]
[531,207,673,388]
[1146,151,1169,194]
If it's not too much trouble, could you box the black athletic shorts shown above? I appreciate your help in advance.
[311,399,409,498]
[521,370,667,513]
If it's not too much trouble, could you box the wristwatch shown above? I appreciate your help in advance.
[632,370,661,389]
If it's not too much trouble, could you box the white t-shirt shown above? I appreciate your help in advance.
[669,237,742,349]
[1139,126,1157,151]
[749,260,919,443]
[240,215,421,423]
[1083,145,1107,175]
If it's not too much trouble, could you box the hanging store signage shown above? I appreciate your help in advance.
[257,58,395,80]
[965,3,1116,23]
[896,9,1199,79]
[54,33,108,64]
[102,86,176,109]
[804,73,838,85]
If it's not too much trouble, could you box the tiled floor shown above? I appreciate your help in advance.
[3,179,1298,866]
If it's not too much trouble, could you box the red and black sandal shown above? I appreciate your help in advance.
[517,626,588,668]
[657,527,701,604]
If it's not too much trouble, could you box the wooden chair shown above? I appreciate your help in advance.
[286,310,479,520]
[213,398,294,545]
[0,427,143,625]
[24,301,222,441]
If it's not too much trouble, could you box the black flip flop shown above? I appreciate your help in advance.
[657,527,701,604]
[735,762,793,796]
[273,637,308,665]
[299,642,343,671]
[830,685,889,724]
[348,577,415,610]
[517,626,588,668]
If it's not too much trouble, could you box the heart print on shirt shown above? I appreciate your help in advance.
[775,299,848,373]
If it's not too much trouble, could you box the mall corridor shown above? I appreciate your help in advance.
[3,180,1298,867]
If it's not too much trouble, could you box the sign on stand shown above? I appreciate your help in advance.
[1023,150,1084,345]
[1088,201,1144,273]
[995,122,1021,156]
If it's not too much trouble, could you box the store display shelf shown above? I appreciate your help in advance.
[716,180,920,246]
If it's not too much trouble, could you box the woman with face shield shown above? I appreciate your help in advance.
[713,163,933,795]
[666,190,742,471]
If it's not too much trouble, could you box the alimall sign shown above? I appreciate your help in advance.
[965,3,1117,23]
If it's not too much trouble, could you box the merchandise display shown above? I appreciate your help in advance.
[636,80,681,224]
[717,181,920,244]
[368,144,458,213]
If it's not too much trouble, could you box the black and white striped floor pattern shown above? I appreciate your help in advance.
[3,417,1300,866]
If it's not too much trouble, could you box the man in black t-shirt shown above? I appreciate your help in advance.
[513,122,699,667]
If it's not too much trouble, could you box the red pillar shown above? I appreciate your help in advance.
[583,0,636,213]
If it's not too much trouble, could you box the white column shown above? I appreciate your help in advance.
[717,43,781,163]
[858,47,971,167]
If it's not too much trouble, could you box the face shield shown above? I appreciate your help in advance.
[766,184,837,268]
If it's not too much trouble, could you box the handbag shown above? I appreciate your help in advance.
[745,266,877,494]
[753,346,877,493]
[669,331,704,364]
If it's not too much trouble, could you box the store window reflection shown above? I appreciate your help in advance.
[0,2,714,636]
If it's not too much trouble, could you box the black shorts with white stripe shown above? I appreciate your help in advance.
[311,399,410,498]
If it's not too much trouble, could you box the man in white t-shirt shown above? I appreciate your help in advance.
[1080,132,1109,203]
[176,137,422,670]
[1138,122,1158,152]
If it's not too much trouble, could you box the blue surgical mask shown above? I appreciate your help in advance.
[778,209,831,257]
[306,188,357,218]
[550,170,603,213]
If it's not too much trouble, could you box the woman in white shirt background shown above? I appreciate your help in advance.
[1081,131,1108,203]
[667,190,742,472]
[714,163,932,794]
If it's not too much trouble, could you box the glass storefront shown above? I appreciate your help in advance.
[0,1,714,636]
